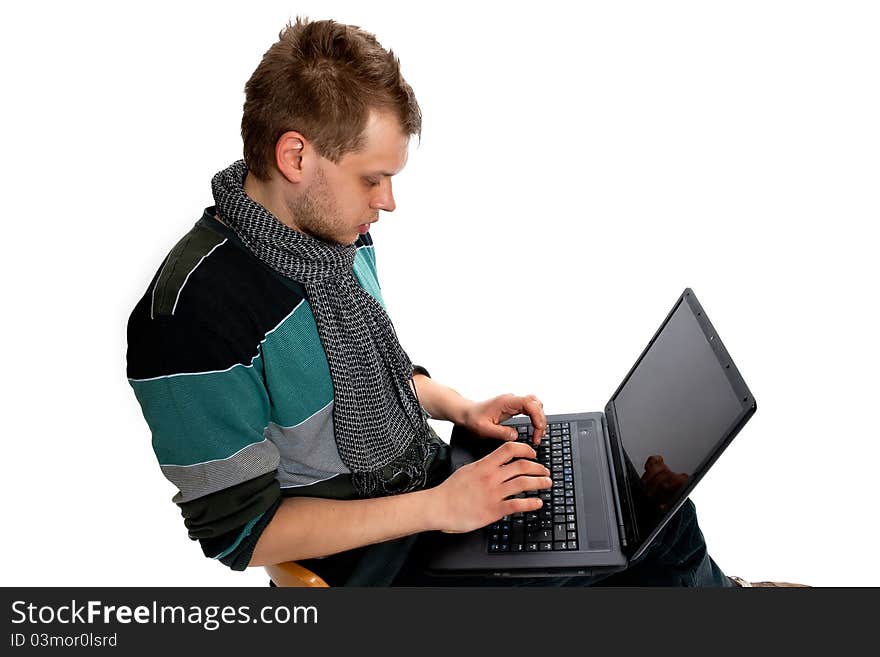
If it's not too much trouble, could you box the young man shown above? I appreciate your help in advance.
[127,17,774,587]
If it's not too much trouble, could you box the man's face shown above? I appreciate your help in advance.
[287,110,409,245]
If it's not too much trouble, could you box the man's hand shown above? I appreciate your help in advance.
[640,455,690,511]
[461,393,548,445]
[431,441,552,533]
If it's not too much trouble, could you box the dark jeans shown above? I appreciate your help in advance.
[390,499,733,587]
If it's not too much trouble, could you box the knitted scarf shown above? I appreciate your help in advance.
[211,160,435,498]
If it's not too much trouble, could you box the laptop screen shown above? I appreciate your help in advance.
[607,289,755,557]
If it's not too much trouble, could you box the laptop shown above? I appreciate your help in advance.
[425,288,756,577]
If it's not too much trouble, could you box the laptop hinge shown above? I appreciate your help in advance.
[600,412,628,548]
[603,402,638,551]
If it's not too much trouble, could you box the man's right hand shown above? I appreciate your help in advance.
[431,441,552,533]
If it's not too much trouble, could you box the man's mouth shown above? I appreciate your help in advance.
[358,219,378,234]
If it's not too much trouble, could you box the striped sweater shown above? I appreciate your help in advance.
[127,208,448,576]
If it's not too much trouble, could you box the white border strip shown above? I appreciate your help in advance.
[280,473,341,489]
[171,238,228,315]
[271,399,334,430]
[159,437,271,468]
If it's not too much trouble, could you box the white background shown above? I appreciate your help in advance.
[1,1,877,587]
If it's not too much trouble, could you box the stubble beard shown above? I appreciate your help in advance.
[285,167,350,245]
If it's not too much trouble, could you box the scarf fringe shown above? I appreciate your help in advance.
[352,432,437,498]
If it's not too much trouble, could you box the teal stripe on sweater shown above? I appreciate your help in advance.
[259,300,334,427]
[353,245,385,309]
[130,356,270,465]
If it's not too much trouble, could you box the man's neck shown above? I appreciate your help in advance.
[242,172,297,230]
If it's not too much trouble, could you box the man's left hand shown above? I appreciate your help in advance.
[461,393,547,445]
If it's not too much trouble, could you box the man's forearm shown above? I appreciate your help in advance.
[411,373,474,424]
[249,487,441,567]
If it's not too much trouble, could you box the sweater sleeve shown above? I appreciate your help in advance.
[128,307,282,570]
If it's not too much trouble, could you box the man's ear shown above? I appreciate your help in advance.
[274,131,307,183]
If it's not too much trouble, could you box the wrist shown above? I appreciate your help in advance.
[413,374,475,425]
[449,396,477,427]
[419,485,448,532]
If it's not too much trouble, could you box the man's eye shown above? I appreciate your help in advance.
[364,178,380,187]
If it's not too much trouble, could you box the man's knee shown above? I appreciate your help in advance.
[675,498,697,526]
[638,499,700,560]
[663,498,699,542]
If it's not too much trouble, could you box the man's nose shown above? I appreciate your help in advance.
[370,179,396,212]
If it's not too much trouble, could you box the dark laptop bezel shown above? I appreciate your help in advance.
[603,288,757,562]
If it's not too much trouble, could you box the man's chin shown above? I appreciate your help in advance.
[347,227,368,244]
[301,226,353,246]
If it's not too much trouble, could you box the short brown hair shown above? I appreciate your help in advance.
[241,17,422,180]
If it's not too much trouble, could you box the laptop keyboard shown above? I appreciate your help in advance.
[488,421,578,553]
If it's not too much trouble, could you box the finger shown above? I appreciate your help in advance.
[487,440,537,466]
[642,469,669,496]
[499,459,550,482]
[650,473,674,496]
[641,472,661,496]
[641,458,665,481]
[647,472,681,498]
[488,422,520,441]
[478,414,520,441]
[522,395,547,443]
[658,475,678,493]
[643,460,665,479]
[500,496,544,516]
[500,475,553,498]
[662,472,689,491]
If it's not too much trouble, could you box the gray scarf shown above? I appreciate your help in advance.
[212,160,435,497]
